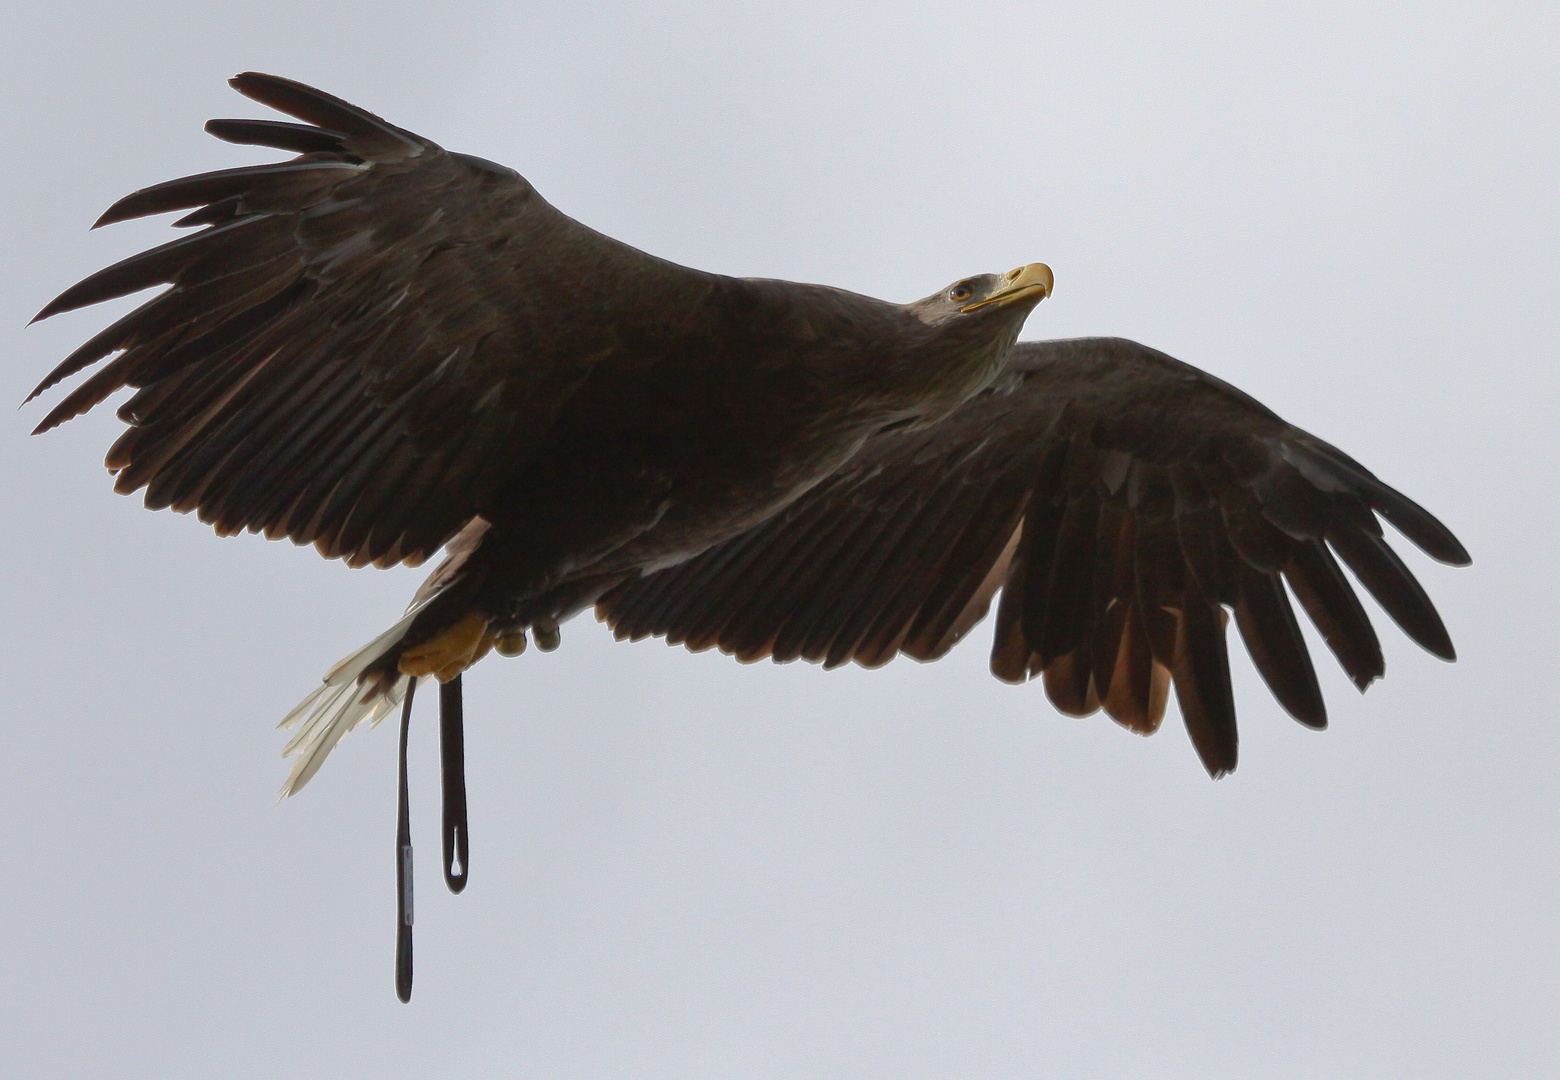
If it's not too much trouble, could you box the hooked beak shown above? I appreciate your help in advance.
[961,262,1054,313]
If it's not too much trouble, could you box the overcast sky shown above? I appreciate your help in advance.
[2,3,1555,1077]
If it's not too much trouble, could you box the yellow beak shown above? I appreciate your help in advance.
[960,262,1054,313]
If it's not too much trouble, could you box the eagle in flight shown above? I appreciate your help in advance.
[29,74,1468,997]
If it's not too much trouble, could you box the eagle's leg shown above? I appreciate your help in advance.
[440,675,469,894]
[398,612,494,680]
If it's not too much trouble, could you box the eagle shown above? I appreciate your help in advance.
[29,74,1468,999]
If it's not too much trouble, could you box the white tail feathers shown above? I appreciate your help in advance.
[277,599,433,798]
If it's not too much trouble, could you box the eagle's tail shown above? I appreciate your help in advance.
[277,519,497,798]
[275,600,434,799]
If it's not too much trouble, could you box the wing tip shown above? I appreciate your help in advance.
[229,70,282,97]
[30,296,69,324]
[87,186,166,231]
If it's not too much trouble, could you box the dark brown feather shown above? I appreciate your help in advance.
[988,552,1035,684]
[1233,562,1326,728]
[1101,600,1165,733]
[1327,528,1456,660]
[94,161,366,228]
[204,117,350,155]
[1173,582,1238,778]
[1283,539,1386,690]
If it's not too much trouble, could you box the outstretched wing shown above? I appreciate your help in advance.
[597,336,1470,776]
[29,73,711,568]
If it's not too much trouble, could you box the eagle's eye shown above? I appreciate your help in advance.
[949,284,974,303]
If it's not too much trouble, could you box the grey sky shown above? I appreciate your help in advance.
[2,2,1555,1077]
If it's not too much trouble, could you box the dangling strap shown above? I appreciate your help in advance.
[440,675,469,893]
[394,677,418,1003]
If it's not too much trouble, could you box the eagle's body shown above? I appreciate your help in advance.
[440,272,1029,632]
[31,76,1468,950]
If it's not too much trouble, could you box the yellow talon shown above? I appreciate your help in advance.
[399,612,490,680]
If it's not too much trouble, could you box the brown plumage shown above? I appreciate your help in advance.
[30,73,1468,795]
